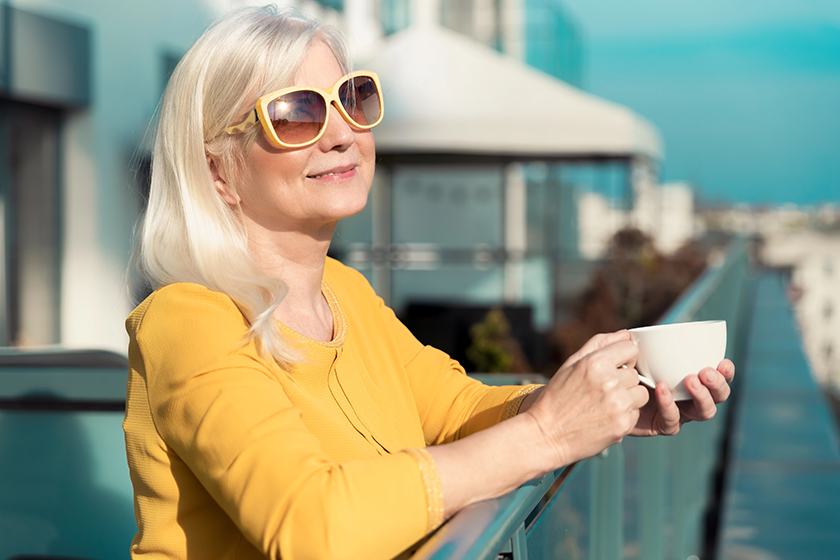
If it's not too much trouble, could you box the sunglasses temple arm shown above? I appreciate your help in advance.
[224,109,260,136]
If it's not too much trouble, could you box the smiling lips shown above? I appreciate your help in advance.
[308,164,356,180]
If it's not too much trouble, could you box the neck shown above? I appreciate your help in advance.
[247,220,337,340]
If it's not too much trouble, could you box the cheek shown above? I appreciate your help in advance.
[240,150,307,201]
[360,132,376,162]
[358,134,376,180]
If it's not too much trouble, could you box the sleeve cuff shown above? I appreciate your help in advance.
[501,384,544,421]
[403,447,445,533]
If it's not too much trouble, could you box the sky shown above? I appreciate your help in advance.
[561,0,840,206]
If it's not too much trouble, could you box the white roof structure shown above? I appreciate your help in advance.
[363,24,663,160]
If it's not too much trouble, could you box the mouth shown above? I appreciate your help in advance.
[307,164,357,180]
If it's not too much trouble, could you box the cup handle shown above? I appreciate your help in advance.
[619,364,657,390]
[637,375,656,389]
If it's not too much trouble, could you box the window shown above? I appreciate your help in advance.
[317,0,344,11]
[0,101,62,345]
[380,0,411,35]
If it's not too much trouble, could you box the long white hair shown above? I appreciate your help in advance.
[139,6,349,367]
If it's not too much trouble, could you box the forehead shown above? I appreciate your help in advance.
[294,41,344,89]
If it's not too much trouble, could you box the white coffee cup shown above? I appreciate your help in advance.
[628,320,727,401]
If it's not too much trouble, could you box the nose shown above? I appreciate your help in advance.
[317,101,355,152]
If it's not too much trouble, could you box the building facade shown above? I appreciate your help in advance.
[762,229,840,388]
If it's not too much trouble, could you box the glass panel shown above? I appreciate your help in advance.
[334,189,373,247]
[622,436,656,560]
[524,2,583,87]
[380,0,411,35]
[524,164,552,254]
[333,188,373,284]
[316,0,344,11]
[390,265,503,315]
[521,256,552,329]
[526,461,591,560]
[559,161,630,209]
[0,367,127,400]
[392,164,503,248]
[524,163,580,259]
[0,410,135,559]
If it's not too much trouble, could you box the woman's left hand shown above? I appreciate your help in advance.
[630,358,735,437]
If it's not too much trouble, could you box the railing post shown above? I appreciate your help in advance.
[498,522,528,560]
[589,444,624,560]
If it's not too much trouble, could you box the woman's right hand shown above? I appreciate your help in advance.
[524,334,649,470]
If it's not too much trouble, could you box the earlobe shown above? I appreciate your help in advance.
[207,153,240,206]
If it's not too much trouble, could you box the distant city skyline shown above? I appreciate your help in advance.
[562,0,840,206]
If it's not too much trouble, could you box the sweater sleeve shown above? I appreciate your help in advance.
[131,284,437,560]
[327,262,540,446]
[381,300,539,445]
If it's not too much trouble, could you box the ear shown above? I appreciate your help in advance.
[207,153,240,206]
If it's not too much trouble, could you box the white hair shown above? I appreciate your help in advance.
[138,6,349,367]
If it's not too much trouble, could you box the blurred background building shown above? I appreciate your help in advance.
[704,203,840,389]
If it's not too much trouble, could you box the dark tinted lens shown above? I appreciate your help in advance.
[338,76,381,127]
[266,90,326,145]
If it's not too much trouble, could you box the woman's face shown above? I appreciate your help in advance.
[222,40,375,237]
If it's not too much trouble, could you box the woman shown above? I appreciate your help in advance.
[125,7,734,560]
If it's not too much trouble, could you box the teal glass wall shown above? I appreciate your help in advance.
[317,0,344,11]
[0,409,135,559]
[381,0,412,35]
[389,164,504,313]
[524,0,584,88]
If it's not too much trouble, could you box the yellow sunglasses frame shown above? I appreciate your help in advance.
[224,71,384,149]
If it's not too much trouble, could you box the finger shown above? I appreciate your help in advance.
[630,384,651,410]
[716,359,735,383]
[569,330,632,365]
[627,407,641,436]
[653,382,681,435]
[683,374,717,421]
[617,365,642,389]
[596,339,639,370]
[699,367,731,404]
[599,329,631,346]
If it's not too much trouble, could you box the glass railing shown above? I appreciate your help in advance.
[413,237,752,560]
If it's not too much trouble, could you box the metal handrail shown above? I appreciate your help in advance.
[659,237,749,324]
[410,468,571,560]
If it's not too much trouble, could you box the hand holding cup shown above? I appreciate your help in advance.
[629,320,727,401]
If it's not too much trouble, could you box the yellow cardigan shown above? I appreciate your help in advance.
[124,258,538,560]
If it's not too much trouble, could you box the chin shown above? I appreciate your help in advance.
[335,199,369,220]
[329,185,370,219]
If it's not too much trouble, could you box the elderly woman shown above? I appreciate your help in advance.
[124,7,734,560]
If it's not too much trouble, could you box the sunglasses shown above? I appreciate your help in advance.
[224,71,383,149]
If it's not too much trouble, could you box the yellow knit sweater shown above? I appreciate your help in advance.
[124,258,537,560]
